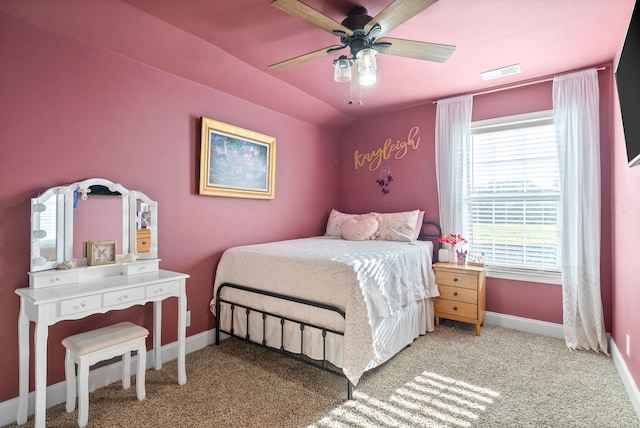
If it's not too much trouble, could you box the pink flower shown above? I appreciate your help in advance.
[439,233,467,246]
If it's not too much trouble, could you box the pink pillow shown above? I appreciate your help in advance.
[341,216,380,241]
[376,210,421,242]
[325,209,359,237]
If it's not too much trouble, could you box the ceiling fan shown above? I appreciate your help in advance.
[269,0,456,87]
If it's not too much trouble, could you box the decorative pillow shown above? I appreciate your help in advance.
[325,209,359,237]
[413,210,426,240]
[376,210,421,242]
[341,216,380,241]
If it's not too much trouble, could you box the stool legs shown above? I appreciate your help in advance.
[122,351,131,389]
[77,360,90,427]
[136,342,146,400]
[65,339,146,427]
[65,350,76,413]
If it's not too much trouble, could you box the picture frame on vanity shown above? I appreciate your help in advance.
[199,117,276,199]
[85,240,117,266]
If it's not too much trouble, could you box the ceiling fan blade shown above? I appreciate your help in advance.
[365,0,439,37]
[269,45,345,71]
[271,0,353,37]
[376,37,455,63]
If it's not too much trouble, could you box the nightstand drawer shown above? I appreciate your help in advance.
[438,285,477,304]
[435,270,477,289]
[434,298,477,319]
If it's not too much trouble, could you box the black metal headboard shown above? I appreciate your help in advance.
[418,220,442,263]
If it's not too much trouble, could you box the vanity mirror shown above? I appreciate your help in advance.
[30,178,158,273]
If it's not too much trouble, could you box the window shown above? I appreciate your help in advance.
[465,110,561,284]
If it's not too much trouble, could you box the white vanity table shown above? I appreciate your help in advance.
[16,178,189,428]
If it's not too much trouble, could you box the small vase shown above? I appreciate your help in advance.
[449,245,456,264]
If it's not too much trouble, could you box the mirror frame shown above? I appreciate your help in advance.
[30,178,158,272]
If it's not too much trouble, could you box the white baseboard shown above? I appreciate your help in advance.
[485,311,565,339]
[610,337,640,418]
[0,329,215,427]
[3,319,639,425]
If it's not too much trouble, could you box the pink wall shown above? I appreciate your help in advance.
[611,72,640,387]
[338,73,614,328]
[337,104,440,217]
[0,13,339,403]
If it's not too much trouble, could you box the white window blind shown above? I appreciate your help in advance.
[467,110,561,282]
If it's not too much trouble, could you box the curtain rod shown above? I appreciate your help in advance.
[432,65,608,104]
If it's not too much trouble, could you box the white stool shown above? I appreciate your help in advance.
[62,322,149,427]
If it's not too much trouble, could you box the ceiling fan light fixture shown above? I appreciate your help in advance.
[333,56,353,83]
[356,48,377,86]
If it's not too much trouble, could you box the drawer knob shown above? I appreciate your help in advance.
[453,277,458,282]
[453,292,458,296]
[158,287,164,293]
[123,294,129,299]
[80,302,86,308]
[453,306,458,311]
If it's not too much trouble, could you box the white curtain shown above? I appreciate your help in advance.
[435,95,473,237]
[553,69,608,353]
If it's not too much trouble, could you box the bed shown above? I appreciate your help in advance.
[210,210,441,398]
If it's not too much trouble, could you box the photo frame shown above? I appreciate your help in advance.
[85,240,117,266]
[199,117,276,199]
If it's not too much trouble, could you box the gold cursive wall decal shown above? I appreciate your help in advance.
[354,126,421,171]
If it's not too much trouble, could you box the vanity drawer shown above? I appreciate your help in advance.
[435,270,477,289]
[30,269,80,289]
[438,285,477,304]
[123,260,159,275]
[146,281,180,298]
[434,298,477,319]
[103,287,145,307]
[59,294,102,316]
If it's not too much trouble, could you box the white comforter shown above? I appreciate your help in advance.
[210,236,437,385]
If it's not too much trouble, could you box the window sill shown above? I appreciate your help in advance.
[486,265,562,285]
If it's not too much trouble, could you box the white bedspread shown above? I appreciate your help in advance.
[210,236,437,385]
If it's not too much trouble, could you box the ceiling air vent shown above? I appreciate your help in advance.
[481,64,521,81]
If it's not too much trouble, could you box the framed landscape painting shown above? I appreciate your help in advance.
[199,117,276,199]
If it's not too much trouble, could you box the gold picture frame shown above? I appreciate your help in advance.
[85,240,117,266]
[199,117,276,199]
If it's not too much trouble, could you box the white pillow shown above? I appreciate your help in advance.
[325,209,359,237]
[341,216,379,241]
[376,210,421,242]
[413,210,426,240]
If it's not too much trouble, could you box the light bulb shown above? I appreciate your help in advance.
[333,57,352,83]
[356,48,377,86]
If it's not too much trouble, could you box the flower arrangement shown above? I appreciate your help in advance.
[440,233,468,264]
[439,233,467,247]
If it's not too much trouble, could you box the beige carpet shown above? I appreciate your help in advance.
[7,320,639,428]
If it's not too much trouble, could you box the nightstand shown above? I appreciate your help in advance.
[433,262,486,335]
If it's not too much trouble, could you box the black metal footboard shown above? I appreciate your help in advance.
[214,282,353,399]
